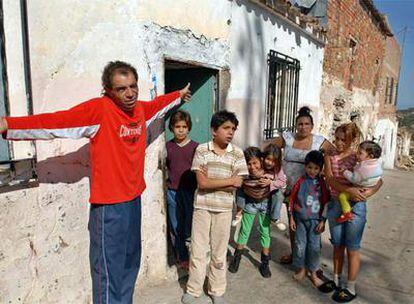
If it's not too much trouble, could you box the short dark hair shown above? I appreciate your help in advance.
[305,150,324,170]
[296,106,314,125]
[359,140,382,159]
[210,110,239,130]
[244,146,263,163]
[168,110,192,131]
[102,61,138,90]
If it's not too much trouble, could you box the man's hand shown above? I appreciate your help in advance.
[231,172,243,188]
[179,83,191,103]
[200,165,208,176]
[315,221,325,234]
[0,117,8,134]
[290,217,296,232]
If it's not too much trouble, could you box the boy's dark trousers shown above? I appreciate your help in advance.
[89,196,142,304]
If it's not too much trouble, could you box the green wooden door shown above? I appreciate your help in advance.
[165,68,215,144]
[0,30,10,162]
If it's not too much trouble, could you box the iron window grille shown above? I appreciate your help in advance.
[264,50,300,139]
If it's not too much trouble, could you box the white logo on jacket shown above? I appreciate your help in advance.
[119,124,142,137]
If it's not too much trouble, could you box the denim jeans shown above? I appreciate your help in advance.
[328,200,367,250]
[293,217,321,272]
[236,189,269,215]
[166,188,194,261]
[269,190,284,221]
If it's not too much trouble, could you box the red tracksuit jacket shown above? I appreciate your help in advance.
[4,91,181,204]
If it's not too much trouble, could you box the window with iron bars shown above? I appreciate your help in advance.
[0,1,37,188]
[264,50,300,139]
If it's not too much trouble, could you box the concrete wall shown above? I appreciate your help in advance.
[0,0,325,302]
[227,0,325,147]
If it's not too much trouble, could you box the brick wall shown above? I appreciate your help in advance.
[378,36,401,118]
[323,0,387,91]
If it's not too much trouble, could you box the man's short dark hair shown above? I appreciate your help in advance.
[102,61,138,90]
[210,110,239,130]
[168,110,192,131]
[305,150,324,170]
[359,140,382,159]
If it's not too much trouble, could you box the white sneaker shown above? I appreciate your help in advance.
[231,215,242,227]
[276,220,287,232]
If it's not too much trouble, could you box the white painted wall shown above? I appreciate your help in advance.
[375,119,398,169]
[227,0,325,147]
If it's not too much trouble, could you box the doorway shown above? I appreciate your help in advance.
[164,60,217,144]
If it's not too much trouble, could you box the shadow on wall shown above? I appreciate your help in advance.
[36,143,90,184]
[233,0,266,145]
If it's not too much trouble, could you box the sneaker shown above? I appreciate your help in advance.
[181,293,207,304]
[336,212,354,224]
[231,214,242,227]
[211,295,226,304]
[275,220,287,231]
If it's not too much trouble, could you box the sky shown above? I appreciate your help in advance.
[374,0,414,110]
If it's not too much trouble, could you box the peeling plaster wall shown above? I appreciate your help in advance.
[136,0,230,40]
[0,1,230,302]
[227,0,325,147]
[318,76,380,140]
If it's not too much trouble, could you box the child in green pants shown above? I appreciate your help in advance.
[228,147,273,278]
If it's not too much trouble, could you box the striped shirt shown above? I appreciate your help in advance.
[243,171,274,201]
[191,141,248,212]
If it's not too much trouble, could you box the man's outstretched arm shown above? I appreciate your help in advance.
[143,83,192,126]
[0,99,102,140]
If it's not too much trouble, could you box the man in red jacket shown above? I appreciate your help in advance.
[0,61,191,304]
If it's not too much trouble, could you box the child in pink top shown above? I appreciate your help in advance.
[263,144,288,231]
[337,141,383,223]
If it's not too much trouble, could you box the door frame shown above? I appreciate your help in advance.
[163,56,220,112]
